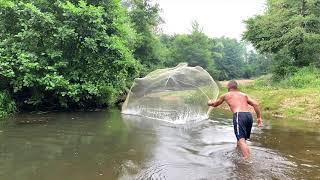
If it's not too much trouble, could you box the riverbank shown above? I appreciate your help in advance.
[217,79,320,121]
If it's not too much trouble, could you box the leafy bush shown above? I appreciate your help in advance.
[271,51,297,81]
[0,91,16,119]
[278,67,320,88]
[254,66,320,89]
[253,74,274,87]
[0,0,141,110]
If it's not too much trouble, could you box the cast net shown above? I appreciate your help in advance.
[121,63,219,124]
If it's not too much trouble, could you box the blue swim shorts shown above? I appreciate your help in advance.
[233,112,253,141]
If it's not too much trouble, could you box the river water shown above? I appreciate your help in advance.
[0,109,319,180]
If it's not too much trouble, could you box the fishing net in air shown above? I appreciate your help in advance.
[122,63,219,124]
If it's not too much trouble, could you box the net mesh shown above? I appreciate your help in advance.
[121,63,219,124]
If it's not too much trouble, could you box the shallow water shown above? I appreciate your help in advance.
[0,109,319,180]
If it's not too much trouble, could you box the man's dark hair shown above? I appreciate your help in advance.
[228,80,238,89]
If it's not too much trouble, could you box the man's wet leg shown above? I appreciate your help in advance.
[238,138,250,160]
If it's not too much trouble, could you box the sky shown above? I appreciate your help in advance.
[156,0,266,40]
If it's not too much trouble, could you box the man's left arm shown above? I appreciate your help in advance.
[208,95,225,107]
[247,96,262,127]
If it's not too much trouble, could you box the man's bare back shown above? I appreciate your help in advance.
[223,91,250,112]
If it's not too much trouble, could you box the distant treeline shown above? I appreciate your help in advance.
[0,0,319,115]
[159,31,272,81]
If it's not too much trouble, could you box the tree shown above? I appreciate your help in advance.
[213,37,246,80]
[244,50,273,78]
[243,0,320,77]
[168,22,215,69]
[125,0,165,73]
[0,0,141,109]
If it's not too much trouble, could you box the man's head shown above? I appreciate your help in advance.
[227,80,238,91]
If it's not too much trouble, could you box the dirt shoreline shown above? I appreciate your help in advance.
[218,79,254,87]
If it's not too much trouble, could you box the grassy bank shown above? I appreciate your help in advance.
[219,67,320,121]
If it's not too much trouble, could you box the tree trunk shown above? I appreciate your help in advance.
[301,0,306,17]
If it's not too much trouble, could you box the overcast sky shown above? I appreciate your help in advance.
[156,0,266,39]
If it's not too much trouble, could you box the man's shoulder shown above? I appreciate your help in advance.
[238,91,247,96]
[223,92,230,97]
[226,91,248,97]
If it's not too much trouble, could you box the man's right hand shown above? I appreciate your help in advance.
[207,100,214,106]
[256,117,263,127]
[208,95,225,107]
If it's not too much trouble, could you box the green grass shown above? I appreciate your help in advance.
[252,68,320,120]
[283,107,305,117]
[244,87,319,119]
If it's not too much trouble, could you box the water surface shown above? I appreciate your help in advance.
[0,109,319,179]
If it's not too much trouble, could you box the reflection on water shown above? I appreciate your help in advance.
[0,109,319,180]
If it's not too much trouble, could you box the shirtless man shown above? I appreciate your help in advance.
[207,80,262,160]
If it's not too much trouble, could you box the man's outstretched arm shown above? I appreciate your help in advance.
[247,96,262,127]
[208,95,225,107]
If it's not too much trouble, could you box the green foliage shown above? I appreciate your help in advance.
[244,50,273,78]
[0,91,16,119]
[159,22,271,80]
[125,0,164,73]
[169,22,213,68]
[254,66,320,89]
[278,66,320,88]
[0,0,141,110]
[253,74,275,88]
[243,0,320,78]
[212,37,246,80]
[160,22,220,78]
[271,50,298,80]
[0,0,276,115]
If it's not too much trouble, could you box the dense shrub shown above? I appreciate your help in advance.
[254,66,320,89]
[279,67,320,88]
[0,91,16,118]
[0,0,141,110]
